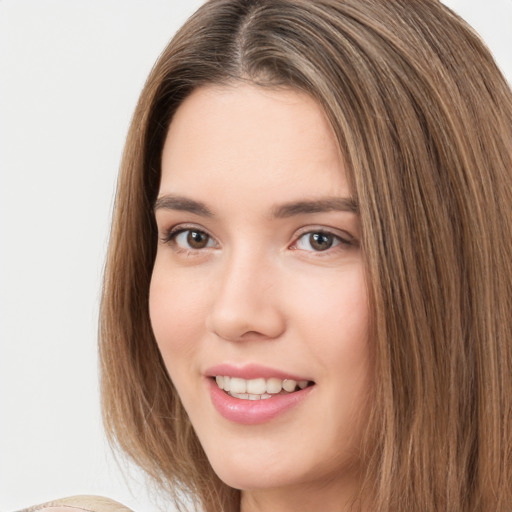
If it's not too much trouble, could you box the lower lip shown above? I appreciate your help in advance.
[207,379,314,425]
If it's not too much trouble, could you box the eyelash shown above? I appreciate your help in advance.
[160,225,217,254]
[291,229,356,253]
[160,225,357,255]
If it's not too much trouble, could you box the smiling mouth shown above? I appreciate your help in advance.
[214,376,315,400]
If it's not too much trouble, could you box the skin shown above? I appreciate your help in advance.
[150,84,371,512]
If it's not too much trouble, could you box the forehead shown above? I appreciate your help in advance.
[159,84,349,203]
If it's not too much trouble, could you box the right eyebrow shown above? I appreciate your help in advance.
[153,194,213,217]
[272,197,358,217]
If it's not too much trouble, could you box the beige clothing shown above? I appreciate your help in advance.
[17,496,134,512]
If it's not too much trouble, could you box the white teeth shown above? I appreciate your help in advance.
[282,379,297,392]
[230,377,246,394]
[215,375,311,397]
[266,377,282,394]
[247,377,266,394]
[230,391,273,400]
[231,392,249,399]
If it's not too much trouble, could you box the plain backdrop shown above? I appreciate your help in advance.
[0,1,510,511]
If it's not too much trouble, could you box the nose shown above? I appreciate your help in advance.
[205,250,286,343]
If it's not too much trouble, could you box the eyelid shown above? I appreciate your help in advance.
[160,223,219,249]
[290,226,358,252]
[293,225,357,243]
[158,223,357,252]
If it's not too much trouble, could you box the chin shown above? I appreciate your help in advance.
[201,438,298,490]
[203,437,347,494]
[212,461,302,492]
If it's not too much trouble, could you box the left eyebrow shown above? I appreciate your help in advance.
[272,197,358,218]
[153,194,213,217]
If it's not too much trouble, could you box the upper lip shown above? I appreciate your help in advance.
[204,363,313,382]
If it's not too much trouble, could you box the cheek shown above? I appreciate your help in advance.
[148,261,208,364]
[290,264,369,346]
[325,272,370,394]
[148,262,214,435]
[290,265,371,416]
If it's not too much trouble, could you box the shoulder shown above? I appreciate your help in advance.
[17,496,134,512]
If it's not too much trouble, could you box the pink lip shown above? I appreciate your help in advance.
[205,363,311,381]
[206,378,314,426]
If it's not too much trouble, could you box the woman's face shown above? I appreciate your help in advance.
[150,84,370,505]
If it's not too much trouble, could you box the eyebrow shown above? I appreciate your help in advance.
[154,194,213,217]
[272,197,359,217]
[153,194,358,217]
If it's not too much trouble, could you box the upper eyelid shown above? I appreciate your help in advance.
[163,223,212,236]
[158,223,357,246]
[292,225,357,242]
[160,226,219,254]
[159,223,217,243]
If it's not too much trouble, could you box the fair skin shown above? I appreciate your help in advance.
[149,84,370,512]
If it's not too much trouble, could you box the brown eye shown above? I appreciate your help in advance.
[294,230,349,252]
[309,232,334,251]
[186,230,210,249]
[169,229,215,250]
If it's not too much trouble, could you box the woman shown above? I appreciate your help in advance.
[97,0,512,511]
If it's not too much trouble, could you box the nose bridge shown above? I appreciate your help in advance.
[206,244,285,342]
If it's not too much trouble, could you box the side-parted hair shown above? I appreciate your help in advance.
[99,1,512,511]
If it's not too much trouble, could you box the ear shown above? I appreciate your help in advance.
[17,496,134,512]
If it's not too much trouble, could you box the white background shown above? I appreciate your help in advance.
[0,1,510,511]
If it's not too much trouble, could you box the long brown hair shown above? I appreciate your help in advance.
[99,1,512,510]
